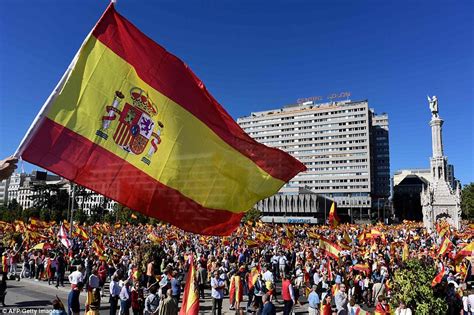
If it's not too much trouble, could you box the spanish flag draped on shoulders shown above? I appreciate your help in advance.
[16,3,305,236]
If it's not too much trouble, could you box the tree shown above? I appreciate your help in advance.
[391,259,447,314]
[0,199,22,222]
[28,183,69,222]
[242,207,261,224]
[461,183,474,219]
[74,208,88,224]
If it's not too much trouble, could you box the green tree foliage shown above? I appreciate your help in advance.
[391,259,447,315]
[461,183,474,219]
[242,207,262,224]
[73,208,88,224]
[0,199,22,222]
[29,183,70,222]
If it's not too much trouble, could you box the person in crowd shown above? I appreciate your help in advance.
[261,293,276,315]
[0,274,6,307]
[281,273,295,315]
[119,280,131,315]
[253,273,266,313]
[197,262,207,299]
[169,270,180,306]
[110,273,121,315]
[320,294,332,315]
[144,285,160,315]
[335,283,348,314]
[307,284,320,315]
[51,297,67,315]
[131,282,144,315]
[374,295,391,315]
[158,288,178,315]
[211,270,225,315]
[229,267,244,311]
[67,281,84,315]
[395,299,412,315]
[56,252,66,288]
[68,265,84,289]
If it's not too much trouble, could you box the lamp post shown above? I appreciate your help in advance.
[69,184,75,238]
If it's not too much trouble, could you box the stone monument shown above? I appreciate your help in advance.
[421,96,461,230]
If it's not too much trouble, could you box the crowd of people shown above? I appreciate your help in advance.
[0,218,473,315]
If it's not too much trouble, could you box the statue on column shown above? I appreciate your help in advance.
[427,95,439,118]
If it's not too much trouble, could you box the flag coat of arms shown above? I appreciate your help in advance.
[16,4,305,235]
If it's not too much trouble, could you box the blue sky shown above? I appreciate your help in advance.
[0,0,472,185]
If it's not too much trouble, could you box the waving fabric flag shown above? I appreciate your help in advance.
[16,4,305,236]
[438,237,452,257]
[319,237,341,259]
[328,201,340,227]
[57,225,71,248]
[431,264,445,287]
[180,256,199,315]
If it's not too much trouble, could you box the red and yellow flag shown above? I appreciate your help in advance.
[285,225,294,239]
[457,242,474,257]
[431,264,445,287]
[438,237,452,257]
[328,201,340,227]
[92,239,106,255]
[319,237,341,260]
[180,256,199,315]
[74,226,90,241]
[352,264,371,275]
[18,4,305,236]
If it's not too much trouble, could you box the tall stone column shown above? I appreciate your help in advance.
[430,118,444,158]
[421,96,461,230]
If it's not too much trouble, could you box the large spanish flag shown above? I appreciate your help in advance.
[17,4,305,235]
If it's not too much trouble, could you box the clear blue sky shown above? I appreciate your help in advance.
[0,0,472,185]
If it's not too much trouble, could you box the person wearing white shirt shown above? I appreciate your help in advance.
[313,270,321,285]
[395,299,412,315]
[109,274,122,315]
[88,269,100,290]
[279,255,288,277]
[271,254,279,279]
[68,266,84,288]
[262,269,274,284]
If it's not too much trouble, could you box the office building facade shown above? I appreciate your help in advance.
[237,99,390,221]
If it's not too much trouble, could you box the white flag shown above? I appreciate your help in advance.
[57,225,71,248]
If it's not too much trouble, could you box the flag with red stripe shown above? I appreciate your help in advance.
[16,4,305,236]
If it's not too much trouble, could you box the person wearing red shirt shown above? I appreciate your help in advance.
[374,296,392,315]
[320,294,332,315]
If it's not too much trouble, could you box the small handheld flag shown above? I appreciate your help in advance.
[328,201,340,227]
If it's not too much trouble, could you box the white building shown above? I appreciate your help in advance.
[237,99,390,221]
[0,179,9,205]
